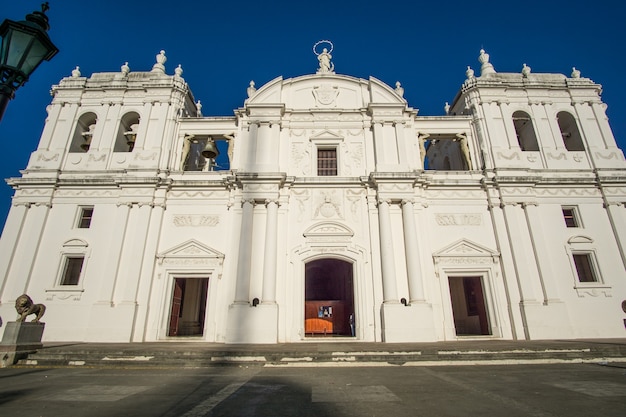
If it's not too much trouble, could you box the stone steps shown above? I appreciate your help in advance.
[13,339,626,368]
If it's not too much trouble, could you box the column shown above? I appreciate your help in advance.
[0,204,28,299]
[605,202,626,270]
[120,204,153,302]
[401,199,424,302]
[501,203,539,303]
[95,203,130,304]
[234,199,255,303]
[523,203,560,302]
[378,199,398,303]
[246,122,259,170]
[261,199,279,303]
[372,121,385,169]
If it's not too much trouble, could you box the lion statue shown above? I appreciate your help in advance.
[15,294,46,323]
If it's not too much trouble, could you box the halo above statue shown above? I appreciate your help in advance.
[313,40,334,56]
[313,40,335,74]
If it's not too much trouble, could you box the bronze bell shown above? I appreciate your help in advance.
[80,133,92,151]
[201,138,219,159]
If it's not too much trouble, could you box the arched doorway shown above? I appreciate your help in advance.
[304,258,355,337]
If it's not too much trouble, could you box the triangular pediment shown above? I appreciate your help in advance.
[157,239,224,260]
[433,239,498,258]
[304,222,354,238]
[309,129,344,142]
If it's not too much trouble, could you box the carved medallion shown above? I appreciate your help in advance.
[313,84,339,106]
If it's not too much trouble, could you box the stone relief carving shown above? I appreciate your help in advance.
[435,213,482,226]
[291,189,310,221]
[169,191,223,198]
[134,151,157,161]
[496,151,521,161]
[534,188,598,197]
[313,84,339,106]
[291,143,311,175]
[88,153,106,162]
[442,257,493,265]
[162,258,222,266]
[343,143,363,176]
[55,190,115,197]
[37,152,59,162]
[314,190,343,219]
[427,190,485,199]
[547,152,567,160]
[575,287,612,298]
[173,215,220,227]
[45,291,83,301]
[346,189,364,221]
[594,152,622,160]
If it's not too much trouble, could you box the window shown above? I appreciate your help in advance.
[562,207,579,228]
[77,207,94,228]
[572,253,597,283]
[60,256,84,285]
[317,148,337,176]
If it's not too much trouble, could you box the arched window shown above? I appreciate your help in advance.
[557,111,584,151]
[69,112,97,153]
[512,111,539,151]
[114,112,141,152]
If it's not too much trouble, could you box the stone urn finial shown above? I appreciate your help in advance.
[478,49,496,76]
[152,50,167,73]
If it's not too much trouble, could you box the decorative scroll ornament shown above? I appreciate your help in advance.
[313,40,335,74]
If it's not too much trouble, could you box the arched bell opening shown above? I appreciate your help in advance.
[512,110,539,151]
[69,112,97,153]
[557,111,585,151]
[114,112,140,152]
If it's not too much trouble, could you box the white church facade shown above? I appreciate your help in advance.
[0,45,625,344]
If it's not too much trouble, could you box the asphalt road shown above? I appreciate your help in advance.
[1,363,625,416]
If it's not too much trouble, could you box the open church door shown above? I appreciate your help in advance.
[304,259,355,337]
[168,277,209,337]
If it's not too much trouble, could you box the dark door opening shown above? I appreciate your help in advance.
[305,259,354,337]
[448,276,490,336]
[168,277,209,337]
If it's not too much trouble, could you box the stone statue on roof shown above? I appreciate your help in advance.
[314,40,335,74]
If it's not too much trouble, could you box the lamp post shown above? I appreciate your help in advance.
[0,2,58,122]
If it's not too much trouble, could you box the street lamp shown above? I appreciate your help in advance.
[0,2,58,122]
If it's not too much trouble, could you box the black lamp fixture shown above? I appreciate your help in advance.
[0,2,58,122]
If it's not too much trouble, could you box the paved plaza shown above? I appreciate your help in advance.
[1,362,625,416]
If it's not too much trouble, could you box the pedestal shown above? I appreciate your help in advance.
[381,302,436,342]
[520,301,572,339]
[0,322,45,367]
[225,303,278,344]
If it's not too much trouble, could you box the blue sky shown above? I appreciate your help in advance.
[0,1,624,223]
